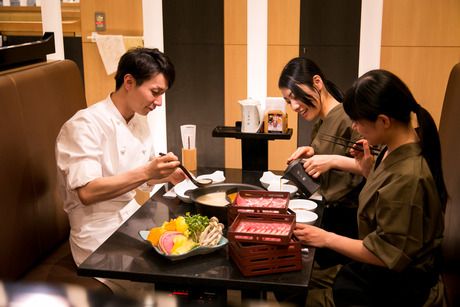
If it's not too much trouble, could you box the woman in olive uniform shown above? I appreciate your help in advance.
[294,69,446,306]
[279,57,363,268]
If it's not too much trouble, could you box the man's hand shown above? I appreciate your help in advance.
[145,152,180,180]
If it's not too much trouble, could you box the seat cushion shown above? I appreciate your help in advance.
[22,241,111,294]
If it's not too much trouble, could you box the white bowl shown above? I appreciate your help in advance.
[295,210,318,225]
[288,199,318,212]
[259,171,288,188]
[197,171,225,184]
[267,183,298,198]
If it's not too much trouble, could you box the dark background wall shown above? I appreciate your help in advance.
[297,0,361,146]
[163,0,225,168]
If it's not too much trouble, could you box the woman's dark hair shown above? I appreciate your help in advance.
[278,57,344,107]
[343,69,447,208]
[114,48,175,90]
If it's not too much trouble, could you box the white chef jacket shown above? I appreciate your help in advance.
[56,95,154,266]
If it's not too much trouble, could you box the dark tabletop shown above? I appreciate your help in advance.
[77,168,322,293]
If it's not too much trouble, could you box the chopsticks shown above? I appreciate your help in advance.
[319,133,381,155]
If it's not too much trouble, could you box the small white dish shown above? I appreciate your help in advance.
[309,191,323,201]
[174,179,197,203]
[197,170,225,184]
[259,171,288,188]
[295,210,318,225]
[288,199,318,212]
[267,183,298,198]
[174,171,226,203]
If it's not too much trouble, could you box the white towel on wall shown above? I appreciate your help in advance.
[95,34,126,75]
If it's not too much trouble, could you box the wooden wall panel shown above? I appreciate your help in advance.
[381,47,460,124]
[81,43,113,104]
[267,45,299,170]
[267,0,300,170]
[381,0,460,126]
[224,0,246,45]
[382,0,460,47]
[224,0,246,169]
[268,0,300,46]
[80,0,143,105]
[224,45,247,168]
[80,0,143,40]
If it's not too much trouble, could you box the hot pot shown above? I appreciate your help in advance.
[185,183,263,224]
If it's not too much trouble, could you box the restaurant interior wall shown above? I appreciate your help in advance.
[266,0,300,171]
[0,3,83,77]
[224,0,301,171]
[5,1,457,169]
[163,0,225,168]
[79,0,143,105]
[297,0,362,147]
[223,0,246,169]
[380,0,460,126]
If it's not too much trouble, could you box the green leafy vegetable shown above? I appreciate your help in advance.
[184,212,209,242]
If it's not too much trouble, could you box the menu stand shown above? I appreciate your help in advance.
[212,122,293,171]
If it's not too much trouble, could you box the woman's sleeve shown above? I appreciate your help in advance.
[362,175,425,271]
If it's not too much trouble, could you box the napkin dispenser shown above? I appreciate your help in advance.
[282,159,320,198]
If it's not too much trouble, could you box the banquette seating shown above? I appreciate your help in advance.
[0,60,109,292]
[439,62,460,307]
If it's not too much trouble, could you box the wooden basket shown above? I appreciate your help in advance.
[229,239,302,276]
[228,190,290,225]
[227,212,295,245]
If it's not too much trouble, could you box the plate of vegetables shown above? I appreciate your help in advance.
[139,213,228,261]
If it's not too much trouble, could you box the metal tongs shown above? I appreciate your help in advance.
[319,133,381,156]
[159,153,213,187]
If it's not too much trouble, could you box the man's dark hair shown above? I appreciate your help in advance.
[114,48,175,90]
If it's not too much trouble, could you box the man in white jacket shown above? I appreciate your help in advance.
[56,48,185,267]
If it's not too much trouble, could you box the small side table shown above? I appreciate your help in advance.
[212,122,293,171]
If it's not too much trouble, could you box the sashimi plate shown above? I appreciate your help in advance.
[139,230,228,261]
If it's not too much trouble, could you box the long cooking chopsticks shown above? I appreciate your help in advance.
[319,133,381,156]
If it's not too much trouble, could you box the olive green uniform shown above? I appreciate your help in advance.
[311,104,363,206]
[332,143,444,306]
[310,104,364,268]
[359,143,443,272]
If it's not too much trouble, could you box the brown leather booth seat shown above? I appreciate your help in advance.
[0,60,109,292]
[439,62,460,307]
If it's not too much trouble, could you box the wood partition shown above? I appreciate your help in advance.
[267,0,300,170]
[381,0,460,125]
[224,0,246,169]
[0,3,80,37]
[79,0,143,105]
[223,0,300,171]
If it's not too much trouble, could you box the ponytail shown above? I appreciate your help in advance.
[414,105,448,209]
[324,79,344,102]
[343,69,447,209]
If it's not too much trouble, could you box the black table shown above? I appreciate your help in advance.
[77,168,321,301]
[212,123,293,171]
